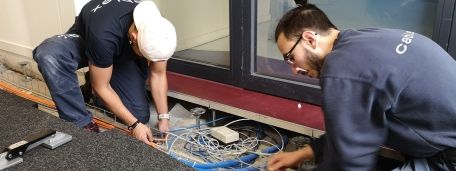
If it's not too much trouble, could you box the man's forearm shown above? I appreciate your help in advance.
[88,64,140,127]
[94,85,138,126]
[299,144,316,161]
[150,74,168,115]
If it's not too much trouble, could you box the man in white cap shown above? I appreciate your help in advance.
[33,0,176,144]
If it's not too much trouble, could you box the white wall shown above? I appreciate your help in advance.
[0,0,75,77]
[0,0,231,76]
[74,0,90,16]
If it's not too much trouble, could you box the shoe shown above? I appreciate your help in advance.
[83,121,100,133]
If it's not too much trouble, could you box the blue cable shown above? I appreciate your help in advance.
[171,132,289,170]
[168,118,289,170]
[172,152,258,169]
[195,167,259,171]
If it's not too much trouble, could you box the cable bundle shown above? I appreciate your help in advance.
[164,119,288,170]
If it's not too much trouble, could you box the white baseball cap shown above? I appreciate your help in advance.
[134,1,177,61]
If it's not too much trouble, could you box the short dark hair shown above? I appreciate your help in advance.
[294,0,308,6]
[275,4,337,42]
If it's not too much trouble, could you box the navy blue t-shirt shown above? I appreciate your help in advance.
[77,0,139,68]
[311,28,456,170]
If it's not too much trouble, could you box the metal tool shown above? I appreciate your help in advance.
[190,107,206,130]
[0,129,72,170]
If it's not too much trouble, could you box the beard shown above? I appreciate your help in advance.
[304,48,324,74]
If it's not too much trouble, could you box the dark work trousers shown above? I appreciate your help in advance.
[393,148,456,171]
[33,34,150,127]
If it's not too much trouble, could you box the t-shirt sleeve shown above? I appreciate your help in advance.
[315,77,390,171]
[85,27,122,68]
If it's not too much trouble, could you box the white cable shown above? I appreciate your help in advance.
[223,118,251,127]
[162,121,283,168]
[269,125,284,151]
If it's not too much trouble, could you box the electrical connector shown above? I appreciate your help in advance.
[210,126,239,144]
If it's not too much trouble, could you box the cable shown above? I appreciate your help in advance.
[168,124,289,170]
[170,116,233,132]
[164,117,291,170]
[224,118,251,127]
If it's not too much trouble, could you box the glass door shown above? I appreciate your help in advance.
[157,0,234,84]
[154,0,453,103]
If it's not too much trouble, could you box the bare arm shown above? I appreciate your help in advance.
[89,63,153,144]
[89,64,136,124]
[148,60,169,132]
[267,145,315,171]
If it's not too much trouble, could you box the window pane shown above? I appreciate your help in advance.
[156,0,230,68]
[314,0,437,37]
[256,0,438,84]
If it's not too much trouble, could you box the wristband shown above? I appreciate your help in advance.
[158,113,170,120]
[127,120,141,131]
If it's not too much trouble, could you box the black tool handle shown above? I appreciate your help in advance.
[5,129,56,160]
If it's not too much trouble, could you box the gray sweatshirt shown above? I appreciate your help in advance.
[311,28,456,170]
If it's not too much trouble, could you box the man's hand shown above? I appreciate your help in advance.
[267,145,314,171]
[131,123,154,145]
[158,119,169,133]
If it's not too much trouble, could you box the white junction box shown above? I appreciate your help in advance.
[210,126,239,144]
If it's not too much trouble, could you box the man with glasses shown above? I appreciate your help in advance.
[33,1,176,145]
[268,3,456,171]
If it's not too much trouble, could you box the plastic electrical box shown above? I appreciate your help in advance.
[210,126,239,144]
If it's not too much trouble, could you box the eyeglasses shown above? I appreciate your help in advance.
[283,36,303,65]
[283,36,309,76]
[296,67,309,76]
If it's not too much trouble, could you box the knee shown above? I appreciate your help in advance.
[33,41,59,66]
[33,53,62,78]
[33,50,53,66]
[33,43,73,72]
[33,45,58,68]
[33,45,69,77]
[33,35,72,64]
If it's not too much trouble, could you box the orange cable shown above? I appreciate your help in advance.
[0,80,159,148]
[0,81,55,108]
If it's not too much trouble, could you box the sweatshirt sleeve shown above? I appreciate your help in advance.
[309,134,326,164]
[315,77,390,171]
